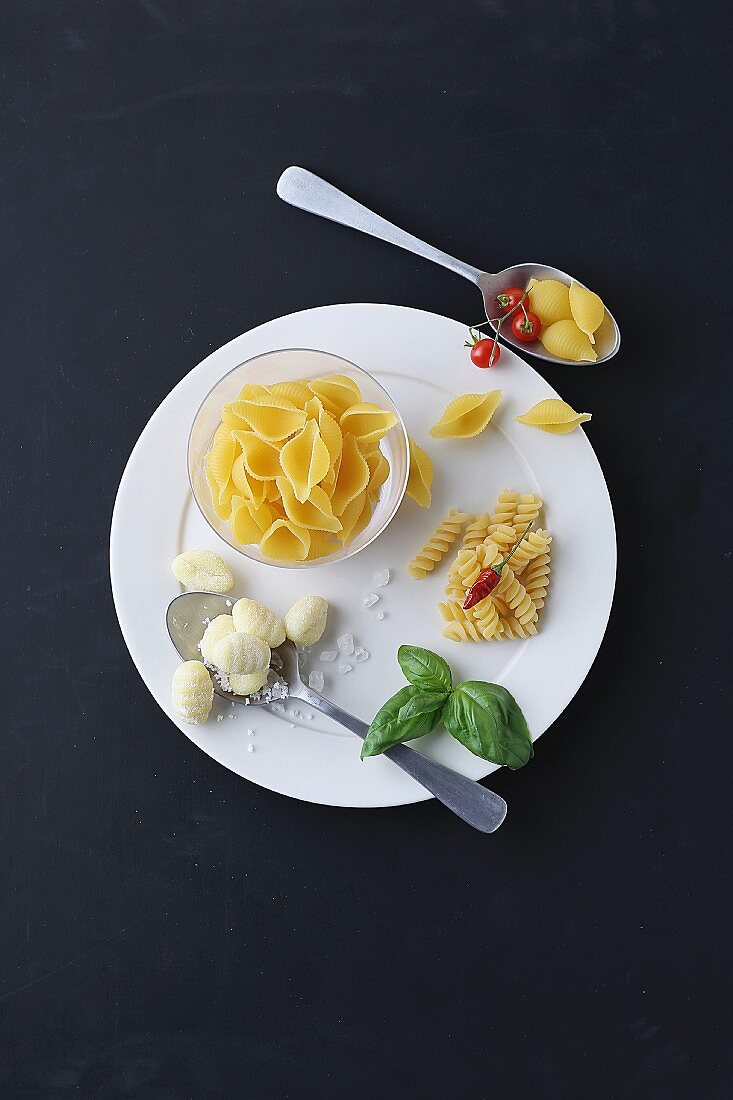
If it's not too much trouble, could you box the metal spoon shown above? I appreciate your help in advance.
[167,592,507,833]
[277,166,620,365]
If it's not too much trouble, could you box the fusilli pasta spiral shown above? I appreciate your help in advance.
[408,508,468,579]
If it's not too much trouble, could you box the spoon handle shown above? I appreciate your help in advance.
[277,166,485,286]
[298,687,507,833]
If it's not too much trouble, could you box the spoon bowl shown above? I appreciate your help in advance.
[277,167,620,366]
[165,590,508,832]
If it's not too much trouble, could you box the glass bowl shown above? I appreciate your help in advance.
[188,348,410,568]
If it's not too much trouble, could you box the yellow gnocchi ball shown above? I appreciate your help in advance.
[171,661,214,724]
[171,549,234,593]
[228,669,269,696]
[212,632,271,676]
[199,615,236,666]
[285,596,329,647]
[232,598,286,648]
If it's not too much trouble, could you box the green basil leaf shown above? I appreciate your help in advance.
[361,685,442,759]
[397,690,449,722]
[442,681,533,770]
[397,645,452,693]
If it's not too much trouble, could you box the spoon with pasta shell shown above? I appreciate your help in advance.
[167,591,508,833]
[277,166,620,365]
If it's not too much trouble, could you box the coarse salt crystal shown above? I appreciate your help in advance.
[354,647,369,663]
[308,670,324,692]
[247,728,254,736]
[339,663,353,674]
[247,744,254,753]
[362,593,379,608]
[373,568,390,587]
[376,612,385,621]
[320,650,337,662]
[337,633,354,655]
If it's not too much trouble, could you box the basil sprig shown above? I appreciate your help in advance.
[362,646,533,769]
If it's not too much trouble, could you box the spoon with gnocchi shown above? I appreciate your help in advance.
[166,591,508,833]
[277,166,620,365]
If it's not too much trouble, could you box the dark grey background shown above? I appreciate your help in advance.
[2,2,730,1097]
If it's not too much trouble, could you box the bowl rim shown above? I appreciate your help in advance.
[187,346,411,569]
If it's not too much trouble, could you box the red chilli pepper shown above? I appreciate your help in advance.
[462,522,535,610]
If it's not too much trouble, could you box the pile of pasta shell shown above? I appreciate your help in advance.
[528,278,607,362]
[204,374,398,562]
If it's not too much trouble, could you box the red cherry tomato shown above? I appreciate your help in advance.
[495,287,526,314]
[511,309,541,343]
[470,338,501,368]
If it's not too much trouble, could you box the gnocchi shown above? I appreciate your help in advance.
[199,614,236,665]
[171,549,234,593]
[231,598,286,648]
[212,631,270,676]
[171,661,214,724]
[285,596,329,648]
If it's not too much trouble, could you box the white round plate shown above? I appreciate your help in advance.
[111,304,615,808]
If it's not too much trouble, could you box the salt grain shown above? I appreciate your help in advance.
[308,670,324,691]
[373,568,390,587]
[247,744,254,753]
[247,728,254,736]
[337,633,354,655]
[354,647,369,663]
[320,650,337,662]
[339,663,353,674]
[362,593,379,608]
[376,612,385,621]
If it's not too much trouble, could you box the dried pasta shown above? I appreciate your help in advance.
[527,278,572,326]
[429,390,502,439]
[437,489,552,642]
[516,399,592,434]
[541,319,597,363]
[408,508,468,579]
[203,373,399,562]
[569,282,605,343]
[406,436,434,508]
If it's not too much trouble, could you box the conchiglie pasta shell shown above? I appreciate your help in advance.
[231,455,267,508]
[330,433,370,515]
[279,419,331,503]
[237,383,269,401]
[527,278,572,326]
[541,320,597,362]
[366,449,390,501]
[569,282,605,342]
[205,467,235,520]
[275,476,343,533]
[307,375,362,417]
[305,532,340,560]
[339,402,398,443]
[267,380,313,407]
[231,430,282,480]
[220,403,249,431]
[259,518,310,562]
[406,436,433,508]
[429,390,503,439]
[317,406,343,467]
[338,491,370,544]
[231,396,307,442]
[516,399,592,434]
[205,430,237,490]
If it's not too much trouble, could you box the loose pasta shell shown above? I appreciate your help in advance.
[267,380,313,407]
[569,282,605,343]
[429,390,502,439]
[230,495,273,544]
[406,436,434,508]
[231,455,267,508]
[307,375,362,417]
[527,278,572,326]
[516,398,592,434]
[541,320,597,363]
[317,405,343,468]
[305,532,340,561]
[366,449,390,501]
[205,467,235,520]
[205,430,237,491]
